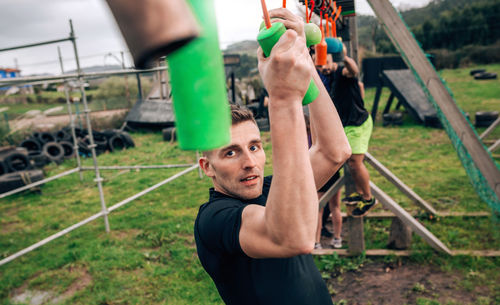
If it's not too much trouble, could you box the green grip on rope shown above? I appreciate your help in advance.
[257,22,319,105]
[167,0,230,151]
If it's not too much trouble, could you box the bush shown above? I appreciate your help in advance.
[429,41,500,69]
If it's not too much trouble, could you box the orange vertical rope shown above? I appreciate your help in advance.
[305,0,309,23]
[283,0,286,8]
[326,14,330,37]
[260,0,272,29]
[309,0,315,23]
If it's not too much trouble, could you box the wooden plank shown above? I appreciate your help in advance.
[365,152,438,215]
[488,139,500,152]
[313,249,412,256]
[318,176,345,209]
[313,249,500,257]
[452,250,500,257]
[366,0,500,203]
[370,181,452,254]
[480,116,500,140]
[336,211,490,219]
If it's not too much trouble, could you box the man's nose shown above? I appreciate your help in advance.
[241,149,257,169]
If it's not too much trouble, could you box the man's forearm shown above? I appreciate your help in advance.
[265,100,318,252]
[343,56,359,77]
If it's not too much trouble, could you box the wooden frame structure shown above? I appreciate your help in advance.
[309,0,499,258]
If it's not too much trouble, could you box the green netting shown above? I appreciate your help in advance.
[383,10,500,218]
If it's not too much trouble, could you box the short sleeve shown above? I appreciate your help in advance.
[196,199,245,256]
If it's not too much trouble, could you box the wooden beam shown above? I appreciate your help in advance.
[366,0,500,203]
[480,116,500,140]
[318,176,345,209]
[488,139,500,152]
[336,211,490,219]
[312,249,500,257]
[452,250,500,257]
[370,181,452,254]
[365,152,438,215]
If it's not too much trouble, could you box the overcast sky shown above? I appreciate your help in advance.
[0,0,431,76]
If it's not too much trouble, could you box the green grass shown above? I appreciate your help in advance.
[1,64,500,304]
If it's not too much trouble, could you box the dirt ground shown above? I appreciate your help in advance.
[326,260,494,305]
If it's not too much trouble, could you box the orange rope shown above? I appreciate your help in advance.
[260,0,271,29]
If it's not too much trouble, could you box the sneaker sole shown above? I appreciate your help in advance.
[351,201,378,218]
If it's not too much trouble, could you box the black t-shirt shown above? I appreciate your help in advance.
[194,176,333,305]
[329,66,369,127]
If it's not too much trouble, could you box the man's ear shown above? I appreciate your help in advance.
[199,156,215,178]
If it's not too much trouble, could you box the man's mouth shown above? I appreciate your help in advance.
[240,175,259,185]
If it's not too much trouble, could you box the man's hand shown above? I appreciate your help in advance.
[257,29,312,106]
[267,8,306,40]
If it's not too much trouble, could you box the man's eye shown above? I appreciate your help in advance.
[250,145,259,152]
[226,151,235,157]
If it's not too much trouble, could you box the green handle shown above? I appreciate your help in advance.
[167,0,230,150]
[257,22,319,105]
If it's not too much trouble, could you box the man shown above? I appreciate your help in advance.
[321,44,376,217]
[194,8,351,305]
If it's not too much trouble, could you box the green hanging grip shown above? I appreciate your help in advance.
[166,0,230,151]
[257,22,319,105]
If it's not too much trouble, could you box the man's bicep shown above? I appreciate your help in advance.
[239,204,295,259]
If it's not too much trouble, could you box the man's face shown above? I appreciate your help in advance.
[200,120,266,200]
[320,54,337,75]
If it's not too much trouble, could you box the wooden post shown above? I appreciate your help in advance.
[387,217,412,249]
[344,165,365,255]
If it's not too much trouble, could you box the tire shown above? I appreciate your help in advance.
[78,138,91,156]
[0,161,7,176]
[59,141,75,159]
[162,127,177,142]
[119,131,135,148]
[55,129,72,143]
[469,69,486,76]
[5,153,31,172]
[108,135,126,152]
[42,142,65,164]
[36,132,56,144]
[424,114,442,128]
[474,72,497,80]
[0,170,44,195]
[19,138,42,152]
[92,134,109,155]
[29,151,50,169]
[475,111,499,127]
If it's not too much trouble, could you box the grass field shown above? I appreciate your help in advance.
[0,64,499,304]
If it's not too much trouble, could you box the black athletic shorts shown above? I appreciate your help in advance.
[318,171,340,193]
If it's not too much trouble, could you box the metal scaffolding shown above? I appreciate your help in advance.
[0,20,200,267]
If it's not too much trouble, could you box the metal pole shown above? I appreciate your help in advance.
[0,164,198,267]
[196,151,203,178]
[80,164,193,171]
[231,71,236,103]
[136,73,143,101]
[121,51,131,107]
[0,38,72,53]
[0,168,79,199]
[69,19,110,233]
[58,46,83,181]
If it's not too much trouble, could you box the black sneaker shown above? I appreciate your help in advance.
[321,227,333,238]
[351,197,378,218]
[342,192,363,204]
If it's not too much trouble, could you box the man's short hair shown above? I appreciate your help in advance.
[230,104,256,126]
[202,105,257,157]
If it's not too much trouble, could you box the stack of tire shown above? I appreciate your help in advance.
[18,127,135,169]
[0,147,44,195]
[470,69,497,80]
[475,111,499,128]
